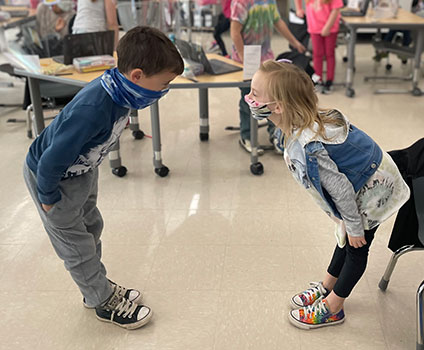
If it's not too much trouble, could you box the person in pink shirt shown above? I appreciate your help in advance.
[295,0,343,93]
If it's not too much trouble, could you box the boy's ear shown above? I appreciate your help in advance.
[128,68,144,84]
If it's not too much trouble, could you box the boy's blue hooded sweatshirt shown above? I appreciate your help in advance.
[26,77,130,205]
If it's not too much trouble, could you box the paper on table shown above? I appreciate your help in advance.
[243,45,261,81]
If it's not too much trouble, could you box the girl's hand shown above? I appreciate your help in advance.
[348,234,367,248]
[321,27,331,37]
[296,9,305,18]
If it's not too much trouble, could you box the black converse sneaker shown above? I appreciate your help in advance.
[83,280,142,309]
[95,291,153,330]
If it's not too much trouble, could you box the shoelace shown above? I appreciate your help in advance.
[113,283,127,298]
[304,298,327,319]
[113,298,138,319]
[301,282,323,302]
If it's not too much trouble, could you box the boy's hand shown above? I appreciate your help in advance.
[42,203,53,212]
[296,9,305,18]
[348,234,367,248]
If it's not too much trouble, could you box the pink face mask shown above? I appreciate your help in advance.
[244,95,275,120]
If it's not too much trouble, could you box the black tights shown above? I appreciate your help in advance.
[327,226,378,298]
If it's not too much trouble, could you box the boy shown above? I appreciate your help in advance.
[23,26,184,330]
[230,0,305,154]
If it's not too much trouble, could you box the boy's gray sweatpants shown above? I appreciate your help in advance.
[23,162,113,307]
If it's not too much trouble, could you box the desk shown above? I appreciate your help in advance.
[342,8,424,97]
[14,54,266,177]
[0,6,36,51]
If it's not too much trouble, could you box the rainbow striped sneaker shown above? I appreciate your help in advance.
[291,281,329,309]
[289,298,345,329]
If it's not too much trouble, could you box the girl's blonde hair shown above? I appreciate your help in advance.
[259,60,344,140]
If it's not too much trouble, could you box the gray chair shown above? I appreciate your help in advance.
[378,138,424,350]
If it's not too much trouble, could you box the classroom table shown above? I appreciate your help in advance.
[342,8,424,97]
[14,54,267,177]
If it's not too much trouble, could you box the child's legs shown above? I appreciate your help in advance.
[326,226,378,299]
[310,34,325,80]
[239,86,251,140]
[213,14,230,56]
[323,32,338,81]
[82,168,106,276]
[23,163,112,307]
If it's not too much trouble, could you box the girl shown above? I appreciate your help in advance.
[244,60,410,329]
[295,0,343,93]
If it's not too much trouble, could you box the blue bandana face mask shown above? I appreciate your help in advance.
[101,68,169,110]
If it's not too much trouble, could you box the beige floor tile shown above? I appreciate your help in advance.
[222,245,295,291]
[227,209,290,245]
[162,210,231,245]
[146,245,226,291]
[124,291,219,350]
[214,291,302,350]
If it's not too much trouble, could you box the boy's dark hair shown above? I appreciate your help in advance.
[117,26,184,77]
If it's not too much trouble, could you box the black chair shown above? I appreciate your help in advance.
[378,138,424,350]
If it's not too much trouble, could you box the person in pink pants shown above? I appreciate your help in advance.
[295,0,343,93]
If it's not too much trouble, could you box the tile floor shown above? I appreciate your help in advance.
[0,33,423,349]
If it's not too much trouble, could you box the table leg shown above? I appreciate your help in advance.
[412,30,423,96]
[27,77,45,136]
[129,109,145,139]
[249,115,264,175]
[150,101,169,177]
[345,27,356,98]
[108,138,127,177]
[198,88,209,141]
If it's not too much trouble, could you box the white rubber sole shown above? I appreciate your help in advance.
[288,311,345,330]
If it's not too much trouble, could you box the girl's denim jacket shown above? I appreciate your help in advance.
[305,124,383,220]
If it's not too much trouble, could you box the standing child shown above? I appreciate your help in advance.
[244,60,410,328]
[23,26,184,330]
[209,0,232,56]
[295,0,343,93]
[230,0,306,154]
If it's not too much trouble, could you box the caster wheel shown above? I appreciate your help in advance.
[346,88,355,98]
[27,130,33,139]
[342,56,348,62]
[401,59,407,65]
[155,166,169,177]
[199,133,209,141]
[132,130,145,139]
[412,87,422,96]
[385,64,392,71]
[250,162,264,175]
[112,166,127,177]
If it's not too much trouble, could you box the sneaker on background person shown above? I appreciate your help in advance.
[322,80,333,94]
[239,137,264,155]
